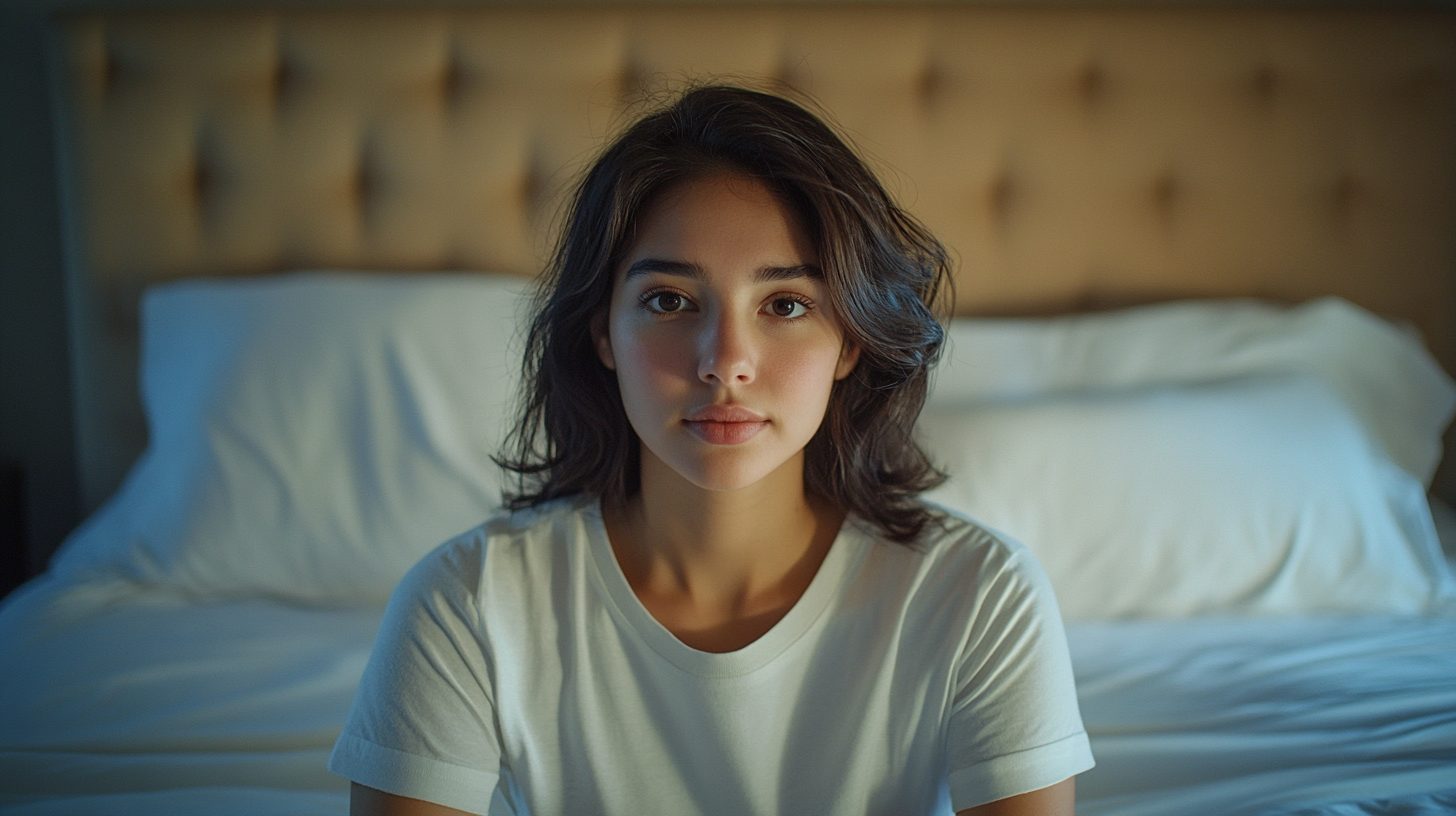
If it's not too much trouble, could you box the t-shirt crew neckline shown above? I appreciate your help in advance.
[582,498,871,679]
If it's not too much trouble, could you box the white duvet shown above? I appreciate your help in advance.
[1,576,1453,816]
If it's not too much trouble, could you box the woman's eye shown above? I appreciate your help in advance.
[768,297,809,318]
[644,292,689,314]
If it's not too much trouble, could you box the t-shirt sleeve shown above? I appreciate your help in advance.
[328,532,502,815]
[944,533,1094,811]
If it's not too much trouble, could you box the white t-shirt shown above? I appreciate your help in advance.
[329,496,1093,816]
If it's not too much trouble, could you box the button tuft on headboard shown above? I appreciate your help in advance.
[771,52,803,96]
[100,36,123,100]
[100,51,122,98]
[518,160,547,224]
[916,62,943,109]
[353,138,381,227]
[186,124,229,227]
[189,155,214,213]
[1331,173,1365,221]
[439,51,465,111]
[1076,61,1106,109]
[1251,64,1279,106]
[988,173,1016,227]
[617,60,651,107]
[270,50,297,107]
[1152,172,1181,220]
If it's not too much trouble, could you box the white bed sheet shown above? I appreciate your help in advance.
[1071,616,1456,816]
[0,575,380,815]
[1,577,1453,815]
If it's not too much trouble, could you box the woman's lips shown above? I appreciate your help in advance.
[683,405,768,445]
[685,419,768,445]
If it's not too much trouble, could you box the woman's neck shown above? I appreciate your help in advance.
[602,446,845,652]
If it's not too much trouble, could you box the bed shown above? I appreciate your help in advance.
[3,6,1456,816]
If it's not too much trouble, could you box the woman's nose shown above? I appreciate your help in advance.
[697,311,755,386]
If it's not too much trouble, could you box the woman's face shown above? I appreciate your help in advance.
[594,172,860,493]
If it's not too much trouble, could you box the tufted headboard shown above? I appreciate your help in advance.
[54,6,1456,511]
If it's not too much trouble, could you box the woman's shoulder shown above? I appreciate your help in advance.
[880,501,1067,648]
[395,494,597,599]
[878,500,1055,604]
[904,500,1034,563]
[479,493,598,540]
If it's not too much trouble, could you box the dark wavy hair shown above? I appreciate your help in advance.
[497,84,953,544]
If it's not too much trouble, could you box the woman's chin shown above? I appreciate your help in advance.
[639,433,809,496]
[691,473,779,494]
[666,450,807,496]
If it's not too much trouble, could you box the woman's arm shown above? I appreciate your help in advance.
[957,778,1075,816]
[350,782,479,816]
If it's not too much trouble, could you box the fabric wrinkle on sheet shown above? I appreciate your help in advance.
[1069,616,1456,816]
[0,572,384,814]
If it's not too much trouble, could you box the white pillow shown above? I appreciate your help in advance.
[921,376,1456,620]
[50,272,532,606]
[931,298,1456,486]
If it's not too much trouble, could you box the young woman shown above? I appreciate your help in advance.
[330,85,1092,816]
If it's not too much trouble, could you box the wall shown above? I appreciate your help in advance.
[0,9,77,583]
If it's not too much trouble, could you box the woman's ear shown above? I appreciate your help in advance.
[591,311,617,371]
[834,340,860,380]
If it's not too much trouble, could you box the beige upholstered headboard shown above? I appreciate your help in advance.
[55,6,1456,511]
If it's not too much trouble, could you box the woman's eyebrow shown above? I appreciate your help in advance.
[756,264,823,282]
[623,259,823,282]
[624,258,703,280]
